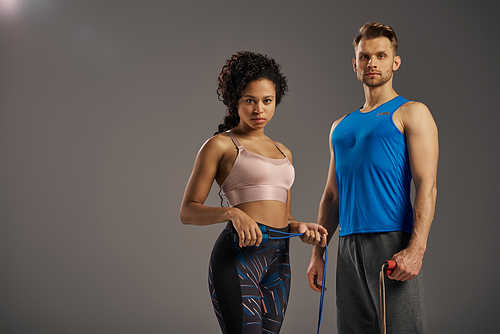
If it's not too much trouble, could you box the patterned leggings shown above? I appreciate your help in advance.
[208,222,291,334]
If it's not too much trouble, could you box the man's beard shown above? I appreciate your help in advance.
[359,70,393,87]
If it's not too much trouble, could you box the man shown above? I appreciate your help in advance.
[307,22,438,333]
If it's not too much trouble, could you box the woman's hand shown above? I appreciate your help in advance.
[292,222,328,247]
[229,208,262,247]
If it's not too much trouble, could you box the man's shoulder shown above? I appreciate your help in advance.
[400,100,430,114]
[396,100,432,121]
[397,100,437,133]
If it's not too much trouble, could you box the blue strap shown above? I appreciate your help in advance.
[317,242,327,334]
[267,228,328,334]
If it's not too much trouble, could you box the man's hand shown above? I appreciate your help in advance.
[295,223,328,247]
[307,255,326,292]
[389,244,425,281]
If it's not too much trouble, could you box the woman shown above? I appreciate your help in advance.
[180,51,327,334]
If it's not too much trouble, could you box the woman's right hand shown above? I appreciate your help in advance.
[229,208,262,247]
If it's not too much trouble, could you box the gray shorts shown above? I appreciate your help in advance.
[337,232,427,333]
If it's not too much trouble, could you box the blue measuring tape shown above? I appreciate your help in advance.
[236,225,328,334]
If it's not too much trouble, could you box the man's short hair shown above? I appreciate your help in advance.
[353,22,398,54]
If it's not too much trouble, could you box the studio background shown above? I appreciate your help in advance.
[1,0,498,333]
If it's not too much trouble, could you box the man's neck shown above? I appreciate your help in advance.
[361,83,398,113]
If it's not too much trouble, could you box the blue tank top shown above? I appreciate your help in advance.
[332,96,413,236]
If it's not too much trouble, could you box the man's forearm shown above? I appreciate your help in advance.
[408,182,437,255]
[313,194,339,257]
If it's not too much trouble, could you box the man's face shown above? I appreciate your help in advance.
[353,37,401,87]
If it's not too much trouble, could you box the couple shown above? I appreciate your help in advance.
[180,22,438,334]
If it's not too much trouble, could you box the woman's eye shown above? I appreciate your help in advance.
[246,99,254,103]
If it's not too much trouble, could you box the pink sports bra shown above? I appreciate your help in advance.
[221,130,295,207]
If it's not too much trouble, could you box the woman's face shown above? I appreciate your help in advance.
[236,79,276,131]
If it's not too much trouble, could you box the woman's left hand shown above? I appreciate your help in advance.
[294,223,328,247]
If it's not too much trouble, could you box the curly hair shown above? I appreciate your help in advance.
[214,51,288,135]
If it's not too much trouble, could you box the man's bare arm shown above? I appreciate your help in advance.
[307,119,343,291]
[390,102,438,281]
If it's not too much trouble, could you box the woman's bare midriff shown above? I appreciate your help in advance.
[235,200,289,228]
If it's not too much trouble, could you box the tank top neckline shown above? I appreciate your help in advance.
[356,95,401,115]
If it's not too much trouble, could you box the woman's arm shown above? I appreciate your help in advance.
[180,135,232,225]
[180,134,261,247]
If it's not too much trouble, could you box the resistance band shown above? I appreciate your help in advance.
[379,260,397,334]
[237,225,328,334]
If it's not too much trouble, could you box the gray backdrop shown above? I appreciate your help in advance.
[1,0,499,333]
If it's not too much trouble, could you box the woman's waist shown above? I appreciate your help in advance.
[234,201,288,228]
